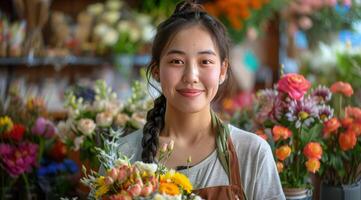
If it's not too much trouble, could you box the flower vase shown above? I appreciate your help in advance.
[320,180,361,200]
[283,188,312,200]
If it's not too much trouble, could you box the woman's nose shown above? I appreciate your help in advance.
[182,61,199,84]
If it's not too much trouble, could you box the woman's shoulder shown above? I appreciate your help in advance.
[228,124,271,155]
[117,129,143,161]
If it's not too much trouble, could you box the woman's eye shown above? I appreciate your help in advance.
[201,60,214,65]
[170,59,184,65]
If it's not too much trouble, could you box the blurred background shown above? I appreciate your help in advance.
[1,0,361,199]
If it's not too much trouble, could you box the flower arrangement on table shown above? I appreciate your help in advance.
[81,138,201,200]
[203,0,286,43]
[57,80,152,166]
[320,81,361,186]
[254,73,332,189]
[0,91,57,198]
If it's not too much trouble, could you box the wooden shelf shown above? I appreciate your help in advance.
[0,56,109,67]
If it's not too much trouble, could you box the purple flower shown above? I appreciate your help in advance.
[256,89,285,122]
[286,97,319,128]
[311,85,332,103]
[318,105,334,122]
[31,117,56,138]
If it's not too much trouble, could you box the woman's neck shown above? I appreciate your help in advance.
[161,104,214,146]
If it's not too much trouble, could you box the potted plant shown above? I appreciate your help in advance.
[319,81,361,200]
[254,73,333,200]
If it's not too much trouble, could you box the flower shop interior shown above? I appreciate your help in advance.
[1,0,361,200]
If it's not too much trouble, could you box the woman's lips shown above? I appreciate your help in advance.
[177,89,204,97]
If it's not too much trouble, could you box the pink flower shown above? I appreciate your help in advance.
[330,82,353,97]
[31,117,56,138]
[278,73,311,100]
[127,184,142,197]
[140,184,153,196]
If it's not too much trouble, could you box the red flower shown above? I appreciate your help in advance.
[272,125,292,141]
[277,73,311,100]
[49,140,67,162]
[340,117,354,128]
[303,142,323,160]
[348,123,361,137]
[5,124,26,141]
[323,118,341,137]
[339,132,357,151]
[345,106,361,122]
[330,82,353,97]
[255,129,268,140]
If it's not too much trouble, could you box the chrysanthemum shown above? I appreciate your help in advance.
[286,97,318,128]
[311,85,332,103]
[159,182,180,196]
[256,89,284,122]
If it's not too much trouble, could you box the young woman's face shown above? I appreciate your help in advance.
[156,25,228,113]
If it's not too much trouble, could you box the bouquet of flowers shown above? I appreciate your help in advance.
[254,73,332,188]
[0,90,56,198]
[320,81,361,185]
[81,137,202,200]
[57,80,152,166]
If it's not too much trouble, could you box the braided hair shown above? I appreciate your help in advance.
[141,0,233,163]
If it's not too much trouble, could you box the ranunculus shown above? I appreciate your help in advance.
[96,112,113,127]
[275,145,292,161]
[114,113,130,127]
[303,142,323,160]
[77,119,96,136]
[276,161,284,173]
[340,117,354,128]
[305,158,320,173]
[339,132,357,151]
[323,118,341,137]
[330,82,353,97]
[277,73,311,100]
[131,112,146,128]
[345,106,361,122]
[272,125,292,141]
[348,123,361,136]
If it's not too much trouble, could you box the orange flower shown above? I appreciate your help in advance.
[330,82,353,97]
[159,182,180,196]
[275,145,292,161]
[339,132,357,151]
[303,142,323,160]
[256,129,268,140]
[305,158,320,173]
[340,117,354,128]
[276,161,284,173]
[345,106,361,122]
[323,118,341,137]
[272,125,292,141]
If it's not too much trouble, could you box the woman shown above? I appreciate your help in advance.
[117,1,285,199]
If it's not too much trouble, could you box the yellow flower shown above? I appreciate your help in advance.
[160,171,193,194]
[0,116,13,133]
[95,176,109,198]
[159,182,180,196]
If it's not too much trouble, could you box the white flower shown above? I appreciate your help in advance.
[92,99,107,112]
[102,11,120,24]
[105,0,123,10]
[142,24,155,42]
[114,113,129,126]
[94,23,109,36]
[131,112,146,128]
[96,112,113,127]
[87,3,104,16]
[57,120,76,142]
[77,119,96,136]
[117,21,131,33]
[153,194,182,200]
[128,25,141,42]
[103,28,119,46]
[73,136,85,151]
[134,161,157,174]
[104,101,122,116]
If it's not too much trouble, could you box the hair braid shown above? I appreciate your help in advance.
[141,95,166,163]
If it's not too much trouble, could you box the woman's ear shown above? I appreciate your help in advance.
[151,66,160,82]
[219,59,229,84]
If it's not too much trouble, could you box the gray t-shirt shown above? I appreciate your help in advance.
[116,125,285,200]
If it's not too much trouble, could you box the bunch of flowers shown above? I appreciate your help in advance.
[254,73,332,188]
[320,81,361,185]
[57,80,152,166]
[204,0,285,43]
[81,138,201,200]
[0,91,56,197]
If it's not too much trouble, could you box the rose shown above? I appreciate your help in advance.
[96,112,113,127]
[276,162,284,173]
[339,131,357,151]
[330,82,354,97]
[275,145,292,161]
[272,125,292,141]
[345,106,361,122]
[323,117,341,137]
[77,119,96,136]
[277,73,311,100]
[6,124,25,141]
[114,113,130,127]
[303,142,323,160]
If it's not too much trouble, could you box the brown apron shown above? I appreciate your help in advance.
[193,137,246,200]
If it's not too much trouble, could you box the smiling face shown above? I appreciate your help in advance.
[154,25,228,113]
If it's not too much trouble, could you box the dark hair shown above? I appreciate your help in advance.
[142,0,233,163]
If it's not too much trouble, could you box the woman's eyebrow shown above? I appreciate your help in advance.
[166,49,216,56]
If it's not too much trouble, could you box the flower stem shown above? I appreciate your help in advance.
[22,174,30,199]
